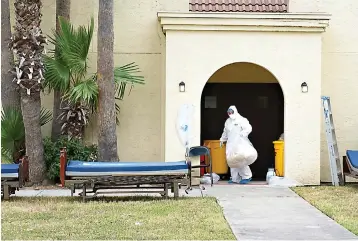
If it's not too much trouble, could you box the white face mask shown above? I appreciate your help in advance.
[227,106,238,120]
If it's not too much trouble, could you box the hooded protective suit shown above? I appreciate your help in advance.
[220,106,257,183]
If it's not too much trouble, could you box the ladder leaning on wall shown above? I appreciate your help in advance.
[321,96,344,186]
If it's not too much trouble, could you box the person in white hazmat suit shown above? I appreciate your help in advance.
[219,105,257,184]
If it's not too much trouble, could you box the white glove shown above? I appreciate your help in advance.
[220,141,224,148]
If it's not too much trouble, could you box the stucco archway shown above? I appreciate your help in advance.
[201,62,284,179]
[158,12,330,185]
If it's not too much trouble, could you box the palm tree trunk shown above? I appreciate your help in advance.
[97,0,118,161]
[1,0,20,109]
[51,0,70,141]
[21,91,45,183]
[10,0,47,184]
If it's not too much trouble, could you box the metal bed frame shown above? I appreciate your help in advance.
[1,158,26,200]
[60,148,194,201]
[342,154,358,184]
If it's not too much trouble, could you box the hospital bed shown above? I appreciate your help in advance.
[342,150,358,184]
[1,162,25,200]
[60,148,194,201]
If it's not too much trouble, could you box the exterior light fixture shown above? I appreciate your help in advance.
[179,81,185,92]
[301,82,308,93]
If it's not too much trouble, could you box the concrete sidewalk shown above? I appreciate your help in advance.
[200,185,358,240]
[12,185,358,240]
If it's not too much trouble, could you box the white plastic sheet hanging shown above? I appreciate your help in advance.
[176,104,195,154]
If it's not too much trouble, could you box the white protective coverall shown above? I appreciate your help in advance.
[219,105,256,183]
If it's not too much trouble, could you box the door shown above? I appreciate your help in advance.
[201,83,284,180]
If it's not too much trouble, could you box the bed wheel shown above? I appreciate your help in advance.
[185,186,192,194]
[10,187,16,195]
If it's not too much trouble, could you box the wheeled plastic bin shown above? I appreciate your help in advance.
[273,140,284,177]
[203,140,228,175]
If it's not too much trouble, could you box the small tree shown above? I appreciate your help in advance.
[1,107,52,163]
[43,17,145,141]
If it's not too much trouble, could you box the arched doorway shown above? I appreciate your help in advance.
[200,62,284,180]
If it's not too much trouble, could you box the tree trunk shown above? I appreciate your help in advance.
[97,0,118,161]
[21,91,45,184]
[51,0,70,141]
[1,0,20,109]
[11,0,47,184]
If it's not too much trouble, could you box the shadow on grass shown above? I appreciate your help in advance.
[5,195,213,204]
[292,183,358,190]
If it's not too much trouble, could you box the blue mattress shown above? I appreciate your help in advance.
[346,150,358,169]
[1,164,19,178]
[66,160,189,177]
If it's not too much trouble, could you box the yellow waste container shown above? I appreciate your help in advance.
[273,140,284,177]
[203,140,228,175]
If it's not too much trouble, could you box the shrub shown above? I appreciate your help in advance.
[43,137,98,182]
[1,107,52,163]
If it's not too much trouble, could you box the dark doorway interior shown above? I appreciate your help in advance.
[201,83,284,180]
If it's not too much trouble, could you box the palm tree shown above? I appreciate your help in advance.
[43,17,145,141]
[1,0,20,109]
[97,0,117,161]
[1,107,52,163]
[9,0,47,183]
[51,0,71,141]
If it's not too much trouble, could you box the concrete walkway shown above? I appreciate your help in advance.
[199,185,358,240]
[12,184,358,240]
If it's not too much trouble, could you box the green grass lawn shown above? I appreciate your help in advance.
[1,196,235,240]
[292,184,358,236]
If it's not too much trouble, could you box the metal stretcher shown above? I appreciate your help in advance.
[342,150,358,184]
[60,148,194,201]
[1,162,25,200]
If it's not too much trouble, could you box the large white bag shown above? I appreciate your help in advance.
[226,125,258,168]
[176,104,195,149]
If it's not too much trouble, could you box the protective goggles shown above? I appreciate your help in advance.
[227,109,234,115]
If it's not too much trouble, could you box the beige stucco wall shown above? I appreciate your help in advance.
[289,0,358,182]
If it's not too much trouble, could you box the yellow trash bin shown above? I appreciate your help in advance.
[273,140,284,177]
[203,140,228,175]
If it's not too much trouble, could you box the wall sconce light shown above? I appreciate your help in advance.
[179,81,185,92]
[301,82,308,93]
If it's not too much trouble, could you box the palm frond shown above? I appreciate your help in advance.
[115,102,121,125]
[57,16,94,80]
[114,62,145,100]
[40,108,53,126]
[74,17,94,72]
[43,55,70,92]
[66,75,98,109]
[46,16,94,86]
[1,147,14,164]
[1,107,52,162]
[1,107,25,159]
